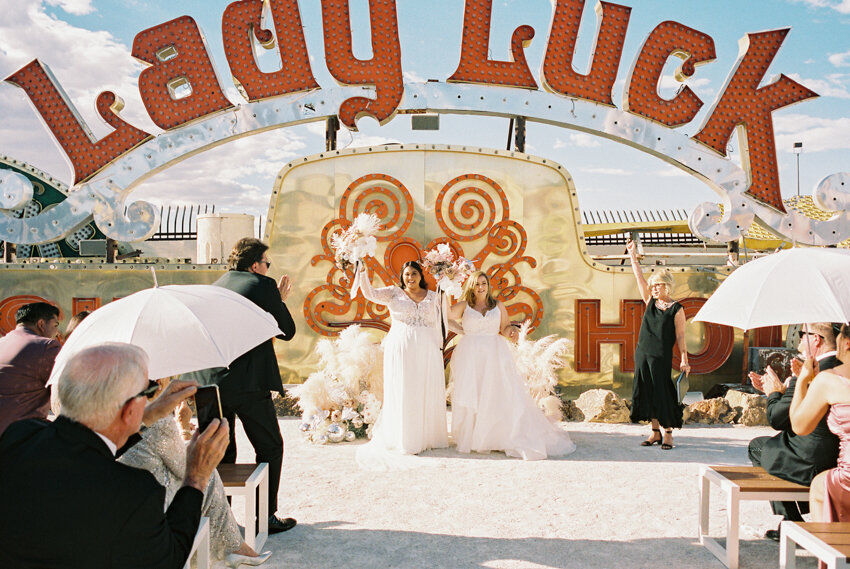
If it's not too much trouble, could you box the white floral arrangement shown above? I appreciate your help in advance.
[292,325,384,444]
[330,213,381,273]
[421,243,475,298]
[510,320,572,421]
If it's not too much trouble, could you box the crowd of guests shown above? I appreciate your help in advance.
[0,237,296,568]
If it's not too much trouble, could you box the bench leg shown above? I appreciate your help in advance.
[726,488,740,569]
[779,524,795,569]
[245,491,257,550]
[198,520,210,569]
[257,467,269,550]
[699,472,710,543]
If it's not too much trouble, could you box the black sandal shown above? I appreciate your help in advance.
[641,428,662,446]
[661,429,674,450]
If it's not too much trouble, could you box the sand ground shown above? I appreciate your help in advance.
[221,417,819,569]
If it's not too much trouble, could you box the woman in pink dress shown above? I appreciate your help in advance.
[790,322,850,521]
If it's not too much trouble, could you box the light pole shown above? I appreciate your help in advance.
[794,141,803,198]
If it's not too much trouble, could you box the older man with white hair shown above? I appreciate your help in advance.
[0,342,230,569]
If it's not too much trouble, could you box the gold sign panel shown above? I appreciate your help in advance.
[265,145,739,394]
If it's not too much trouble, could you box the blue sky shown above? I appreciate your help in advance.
[1,0,848,221]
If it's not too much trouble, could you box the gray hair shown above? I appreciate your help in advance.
[647,268,674,288]
[57,343,149,430]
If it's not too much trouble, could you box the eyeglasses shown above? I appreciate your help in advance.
[262,260,271,268]
[124,380,159,405]
[798,331,824,340]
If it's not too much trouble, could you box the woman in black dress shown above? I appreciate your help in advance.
[627,240,690,449]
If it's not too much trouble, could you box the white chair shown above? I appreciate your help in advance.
[217,463,269,550]
[183,516,210,569]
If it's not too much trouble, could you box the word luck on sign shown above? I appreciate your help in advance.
[6,0,815,214]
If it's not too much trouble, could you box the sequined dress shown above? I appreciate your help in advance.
[450,305,576,460]
[117,416,242,558]
[354,278,448,470]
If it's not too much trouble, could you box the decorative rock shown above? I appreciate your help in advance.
[685,397,736,424]
[562,400,584,422]
[574,389,631,423]
[273,390,301,417]
[725,390,769,426]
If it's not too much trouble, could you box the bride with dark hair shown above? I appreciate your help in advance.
[447,271,575,460]
[351,260,448,470]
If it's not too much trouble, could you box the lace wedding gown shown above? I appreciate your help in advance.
[354,276,448,471]
[450,306,576,460]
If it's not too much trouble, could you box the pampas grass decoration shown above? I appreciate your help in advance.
[292,325,384,442]
[511,320,572,420]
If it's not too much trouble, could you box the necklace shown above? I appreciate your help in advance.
[656,298,674,310]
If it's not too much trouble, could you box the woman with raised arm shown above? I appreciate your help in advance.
[446,271,575,460]
[352,261,448,470]
[627,240,689,450]
[790,323,850,521]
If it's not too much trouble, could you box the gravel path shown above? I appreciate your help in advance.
[221,417,819,569]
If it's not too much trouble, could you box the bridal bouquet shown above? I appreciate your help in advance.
[330,213,381,272]
[421,243,475,298]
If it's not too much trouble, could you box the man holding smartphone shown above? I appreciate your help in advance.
[190,237,297,534]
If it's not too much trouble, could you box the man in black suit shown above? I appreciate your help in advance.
[191,237,297,534]
[748,322,842,540]
[0,342,229,568]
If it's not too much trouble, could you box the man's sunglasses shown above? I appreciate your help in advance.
[125,380,159,404]
[798,330,824,339]
[262,260,271,268]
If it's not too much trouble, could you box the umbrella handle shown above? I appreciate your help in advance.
[150,266,159,288]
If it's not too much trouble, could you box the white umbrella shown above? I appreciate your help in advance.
[48,284,284,383]
[693,247,850,329]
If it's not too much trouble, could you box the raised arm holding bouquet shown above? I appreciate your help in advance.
[329,213,381,296]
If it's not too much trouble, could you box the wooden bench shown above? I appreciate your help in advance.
[780,521,850,569]
[699,464,810,569]
[217,463,269,551]
[182,516,210,569]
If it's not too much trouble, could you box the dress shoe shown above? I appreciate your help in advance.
[268,515,297,534]
[765,528,781,541]
[224,550,272,568]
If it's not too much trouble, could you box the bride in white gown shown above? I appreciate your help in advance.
[352,261,448,470]
[448,271,576,460]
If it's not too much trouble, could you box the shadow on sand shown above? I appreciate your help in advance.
[275,523,818,569]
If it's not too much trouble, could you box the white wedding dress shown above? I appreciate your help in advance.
[450,306,576,460]
[354,276,448,471]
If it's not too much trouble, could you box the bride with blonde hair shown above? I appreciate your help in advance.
[446,270,575,460]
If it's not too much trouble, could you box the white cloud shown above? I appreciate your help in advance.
[133,129,308,217]
[790,0,850,14]
[788,72,850,99]
[829,50,850,67]
[338,132,401,149]
[45,0,94,15]
[402,70,426,83]
[774,113,850,152]
[655,166,689,178]
[580,167,633,175]
[553,138,566,149]
[0,2,155,181]
[568,133,601,148]
[658,74,714,98]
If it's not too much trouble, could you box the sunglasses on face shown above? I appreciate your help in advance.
[125,380,159,405]
[798,331,824,340]
[262,260,271,268]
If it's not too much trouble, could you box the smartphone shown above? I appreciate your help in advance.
[194,385,222,432]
